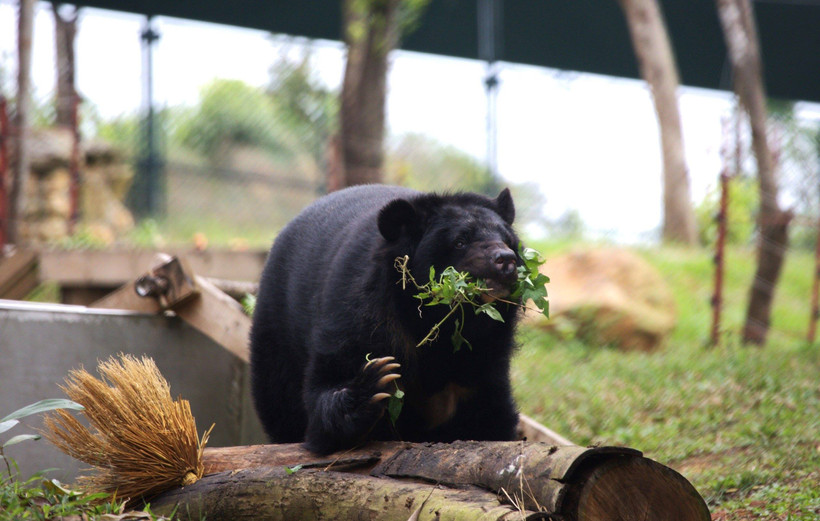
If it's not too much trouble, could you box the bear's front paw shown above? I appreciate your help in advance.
[356,356,401,405]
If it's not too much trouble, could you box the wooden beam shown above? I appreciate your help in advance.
[0,249,38,300]
[37,248,266,287]
[177,275,250,363]
[90,254,251,362]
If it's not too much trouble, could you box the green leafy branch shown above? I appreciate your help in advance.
[511,246,551,319]
[394,245,549,352]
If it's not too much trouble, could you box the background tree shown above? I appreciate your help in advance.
[715,0,790,345]
[337,0,429,189]
[617,0,697,245]
[52,2,78,128]
[8,0,35,245]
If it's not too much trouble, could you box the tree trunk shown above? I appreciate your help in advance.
[52,3,78,128]
[338,0,400,188]
[8,0,35,246]
[150,441,710,521]
[617,0,697,245]
[715,0,790,345]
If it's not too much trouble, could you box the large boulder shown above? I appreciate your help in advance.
[529,247,676,351]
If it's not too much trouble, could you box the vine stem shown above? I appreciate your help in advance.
[416,295,465,347]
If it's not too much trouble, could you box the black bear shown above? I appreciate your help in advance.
[250,185,522,454]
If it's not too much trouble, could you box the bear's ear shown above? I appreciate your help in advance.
[378,199,421,242]
[495,188,515,225]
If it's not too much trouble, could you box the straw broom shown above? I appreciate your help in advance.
[42,354,213,503]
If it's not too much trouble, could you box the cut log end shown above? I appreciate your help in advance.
[566,455,710,521]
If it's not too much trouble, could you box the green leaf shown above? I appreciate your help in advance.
[477,303,504,323]
[3,434,41,448]
[0,419,19,434]
[388,388,405,426]
[285,464,304,474]
[1,399,84,423]
[41,478,74,498]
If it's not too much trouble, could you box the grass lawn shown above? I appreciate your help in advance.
[513,244,820,520]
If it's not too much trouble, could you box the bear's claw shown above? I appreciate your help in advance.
[359,356,401,404]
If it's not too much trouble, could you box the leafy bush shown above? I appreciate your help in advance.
[173,79,283,159]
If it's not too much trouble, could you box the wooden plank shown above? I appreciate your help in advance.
[91,281,163,314]
[38,248,267,287]
[176,275,250,363]
[517,413,574,446]
[0,249,39,299]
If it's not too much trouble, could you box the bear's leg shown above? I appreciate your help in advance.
[444,383,520,442]
[303,356,401,454]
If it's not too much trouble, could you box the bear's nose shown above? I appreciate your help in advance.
[492,249,517,277]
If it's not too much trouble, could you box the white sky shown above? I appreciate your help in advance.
[2,2,817,242]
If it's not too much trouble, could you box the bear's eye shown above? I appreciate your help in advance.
[453,238,467,249]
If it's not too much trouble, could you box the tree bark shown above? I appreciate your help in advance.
[338,0,400,188]
[715,0,790,345]
[8,0,35,245]
[617,0,697,245]
[52,3,78,128]
[151,441,710,521]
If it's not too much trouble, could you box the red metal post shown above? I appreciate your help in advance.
[68,93,81,234]
[710,117,732,347]
[808,215,820,344]
[0,95,9,251]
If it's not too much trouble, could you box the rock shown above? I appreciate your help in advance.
[81,165,135,235]
[529,248,676,351]
[11,130,135,245]
[28,127,74,173]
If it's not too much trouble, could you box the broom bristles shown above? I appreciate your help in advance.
[42,354,213,503]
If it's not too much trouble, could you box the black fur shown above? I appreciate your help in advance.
[250,185,522,454]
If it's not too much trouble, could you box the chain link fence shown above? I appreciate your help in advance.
[2,7,820,346]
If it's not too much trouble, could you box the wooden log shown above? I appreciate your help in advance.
[151,466,548,521]
[194,441,709,521]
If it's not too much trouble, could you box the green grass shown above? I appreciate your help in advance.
[0,470,126,520]
[513,244,820,520]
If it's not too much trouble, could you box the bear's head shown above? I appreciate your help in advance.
[378,188,521,299]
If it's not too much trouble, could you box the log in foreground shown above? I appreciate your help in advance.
[152,441,710,521]
[151,466,548,521]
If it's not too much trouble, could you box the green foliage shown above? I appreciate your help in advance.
[267,50,338,167]
[241,293,257,316]
[397,0,432,35]
[173,79,283,159]
[0,400,128,519]
[0,472,127,521]
[1,399,85,477]
[395,245,549,352]
[387,133,504,196]
[387,385,405,427]
[94,113,141,154]
[284,464,303,475]
[511,247,550,318]
[695,176,758,247]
